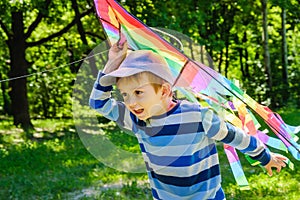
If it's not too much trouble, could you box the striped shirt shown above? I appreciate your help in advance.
[89,72,271,200]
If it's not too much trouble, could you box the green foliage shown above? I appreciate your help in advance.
[0,0,103,121]
[0,0,299,120]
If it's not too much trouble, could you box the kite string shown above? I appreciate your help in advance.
[0,49,109,83]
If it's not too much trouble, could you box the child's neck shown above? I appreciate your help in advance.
[167,99,177,111]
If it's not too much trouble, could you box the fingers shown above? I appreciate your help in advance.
[267,168,273,176]
[108,41,127,60]
[276,167,282,173]
[273,153,288,161]
[266,165,281,176]
[272,153,287,167]
[111,42,122,51]
[265,153,288,176]
[110,41,127,55]
[117,41,128,51]
[112,38,127,50]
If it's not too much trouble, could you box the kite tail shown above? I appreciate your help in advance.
[224,145,250,190]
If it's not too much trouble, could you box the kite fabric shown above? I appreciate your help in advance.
[93,0,300,189]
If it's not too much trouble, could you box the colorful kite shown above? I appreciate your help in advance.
[93,0,300,189]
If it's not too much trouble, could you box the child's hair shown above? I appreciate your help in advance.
[116,71,166,93]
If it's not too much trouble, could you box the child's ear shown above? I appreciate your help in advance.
[161,83,172,98]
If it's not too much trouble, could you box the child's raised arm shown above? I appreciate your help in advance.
[89,41,133,131]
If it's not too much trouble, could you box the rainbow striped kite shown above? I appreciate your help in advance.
[94,0,300,189]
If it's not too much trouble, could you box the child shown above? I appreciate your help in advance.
[89,42,287,200]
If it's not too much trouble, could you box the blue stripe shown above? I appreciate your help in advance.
[249,149,271,166]
[221,123,235,143]
[174,101,201,114]
[146,144,217,167]
[208,187,225,200]
[150,164,220,187]
[95,71,113,91]
[150,175,221,197]
[143,122,204,137]
[240,136,257,153]
[105,102,120,121]
[89,99,109,109]
[206,114,221,138]
[95,83,113,91]
[139,143,146,152]
[151,188,161,200]
[141,132,205,147]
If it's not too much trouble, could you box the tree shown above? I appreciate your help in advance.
[279,2,290,105]
[261,0,273,104]
[0,0,93,131]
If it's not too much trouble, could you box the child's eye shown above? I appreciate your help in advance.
[135,91,143,95]
[121,93,128,98]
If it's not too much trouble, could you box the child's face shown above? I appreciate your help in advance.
[117,73,168,120]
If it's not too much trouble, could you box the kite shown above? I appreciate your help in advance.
[93,0,300,189]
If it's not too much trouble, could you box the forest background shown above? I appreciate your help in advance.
[0,0,299,199]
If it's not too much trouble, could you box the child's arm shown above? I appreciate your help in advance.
[89,42,133,130]
[201,108,287,175]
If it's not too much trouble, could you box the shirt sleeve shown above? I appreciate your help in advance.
[89,71,133,131]
[201,108,271,166]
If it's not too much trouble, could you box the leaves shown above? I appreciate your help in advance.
[0,0,299,122]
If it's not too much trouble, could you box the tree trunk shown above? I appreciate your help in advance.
[224,39,229,78]
[8,11,33,131]
[243,32,250,78]
[281,6,289,104]
[71,0,98,77]
[238,46,245,77]
[218,50,223,73]
[0,73,12,115]
[261,0,273,104]
[70,0,87,74]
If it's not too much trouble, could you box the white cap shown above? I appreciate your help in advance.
[100,50,175,86]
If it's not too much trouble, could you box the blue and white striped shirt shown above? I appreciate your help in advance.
[89,72,271,200]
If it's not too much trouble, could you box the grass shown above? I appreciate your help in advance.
[0,117,150,200]
[0,108,300,199]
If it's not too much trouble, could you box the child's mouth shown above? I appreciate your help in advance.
[134,109,144,115]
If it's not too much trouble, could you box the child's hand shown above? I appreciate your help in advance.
[103,41,128,74]
[264,153,287,176]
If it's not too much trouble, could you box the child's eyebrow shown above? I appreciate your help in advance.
[118,85,145,94]
[118,82,153,93]
[133,83,151,90]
